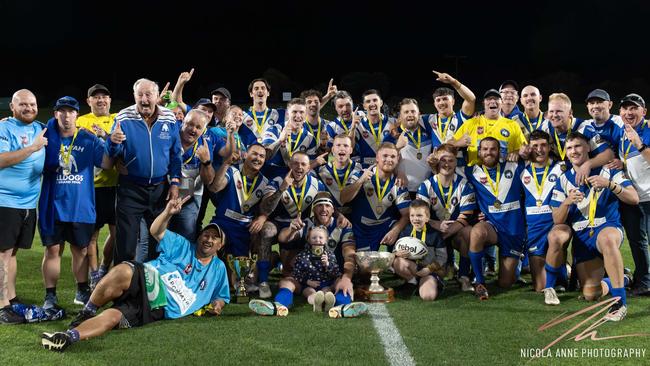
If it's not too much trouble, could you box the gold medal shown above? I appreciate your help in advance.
[376,206,384,215]
[494,200,502,209]
[257,137,263,143]
[560,164,567,172]
[442,210,451,220]
[242,204,250,212]
[536,199,542,207]
[416,152,422,160]
[62,167,70,176]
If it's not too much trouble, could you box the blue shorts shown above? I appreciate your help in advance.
[487,221,525,259]
[302,279,334,291]
[526,225,550,257]
[572,224,624,264]
[353,220,395,252]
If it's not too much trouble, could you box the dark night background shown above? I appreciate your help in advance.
[2,0,650,115]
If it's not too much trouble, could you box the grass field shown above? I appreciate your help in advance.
[1,202,649,366]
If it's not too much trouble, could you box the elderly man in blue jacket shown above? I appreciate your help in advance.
[106,78,183,263]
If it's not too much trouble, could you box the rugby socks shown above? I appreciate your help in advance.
[9,297,20,306]
[559,264,568,282]
[334,292,352,306]
[274,288,293,308]
[458,256,471,278]
[46,287,57,297]
[610,287,627,305]
[83,301,99,316]
[66,329,80,343]
[469,249,486,284]
[601,277,630,298]
[257,261,271,283]
[544,263,561,289]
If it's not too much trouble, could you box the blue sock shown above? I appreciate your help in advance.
[559,264,568,282]
[459,256,471,278]
[544,263,561,288]
[610,287,627,305]
[335,292,352,306]
[603,277,630,293]
[274,288,293,308]
[257,260,271,283]
[469,249,486,284]
[66,329,80,343]
[83,301,98,315]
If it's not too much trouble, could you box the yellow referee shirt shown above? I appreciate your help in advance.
[453,115,527,166]
[76,112,118,187]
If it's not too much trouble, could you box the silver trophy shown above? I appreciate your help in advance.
[355,251,396,302]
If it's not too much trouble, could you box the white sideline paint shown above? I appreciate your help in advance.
[369,303,416,366]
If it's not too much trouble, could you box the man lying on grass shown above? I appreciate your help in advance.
[41,196,230,352]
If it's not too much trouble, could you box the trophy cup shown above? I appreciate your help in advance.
[226,254,258,304]
[355,251,396,303]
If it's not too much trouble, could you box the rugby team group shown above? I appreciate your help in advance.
[0,69,648,352]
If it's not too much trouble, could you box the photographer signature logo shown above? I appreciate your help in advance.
[529,297,650,361]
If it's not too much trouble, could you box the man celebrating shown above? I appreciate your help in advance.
[40,196,230,351]
[452,89,527,167]
[499,80,521,119]
[39,97,107,309]
[105,78,182,263]
[76,84,118,286]
[341,142,410,251]
[549,133,638,320]
[301,89,331,155]
[355,89,396,167]
[0,89,47,324]
[585,89,624,148]
[326,91,362,151]
[512,85,545,138]
[465,137,526,300]
[317,134,363,212]
[211,87,232,126]
[242,78,285,144]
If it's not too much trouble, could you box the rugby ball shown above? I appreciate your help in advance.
[394,237,428,260]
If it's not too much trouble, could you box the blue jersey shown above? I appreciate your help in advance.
[316,161,363,207]
[300,217,355,269]
[541,118,609,167]
[241,108,285,145]
[305,117,330,150]
[262,124,317,179]
[146,230,230,319]
[51,130,105,223]
[511,111,545,137]
[212,165,274,227]
[385,125,436,192]
[417,173,476,221]
[617,119,650,202]
[588,115,625,151]
[422,111,470,145]
[207,127,249,167]
[520,160,563,255]
[348,171,411,251]
[551,167,631,260]
[465,161,526,236]
[0,118,45,208]
[355,115,396,167]
[325,117,356,144]
[501,105,522,120]
[270,174,325,227]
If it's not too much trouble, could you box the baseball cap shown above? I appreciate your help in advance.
[200,222,224,237]
[620,93,646,108]
[87,84,111,97]
[194,98,217,112]
[54,96,80,111]
[499,80,519,92]
[585,89,610,102]
[483,89,502,99]
[210,87,231,101]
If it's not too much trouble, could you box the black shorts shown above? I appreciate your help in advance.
[112,261,165,328]
[41,221,95,247]
[0,207,36,251]
[95,186,116,228]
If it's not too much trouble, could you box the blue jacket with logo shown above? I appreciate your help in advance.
[106,105,182,184]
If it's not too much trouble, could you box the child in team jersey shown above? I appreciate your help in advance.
[292,226,340,312]
[393,199,447,300]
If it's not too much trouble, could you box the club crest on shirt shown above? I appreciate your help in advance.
[282,194,291,204]
[524,176,531,184]
[326,177,334,186]
[199,280,206,291]
[255,189,263,198]
[477,127,484,135]
[299,145,307,151]
[449,124,456,132]
[236,180,243,189]
[20,135,28,146]
[183,263,192,274]
[500,128,510,137]
[366,187,375,197]
[548,174,558,182]
[480,177,488,184]
[430,196,437,205]
[504,170,513,179]
[362,131,370,139]
[387,193,395,202]
[451,197,458,205]
[305,196,313,205]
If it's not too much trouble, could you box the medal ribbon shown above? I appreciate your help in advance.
[531,161,550,199]
[437,114,452,139]
[410,225,426,242]
[251,108,269,136]
[524,112,542,132]
[584,179,601,230]
[290,176,308,213]
[337,117,350,134]
[287,128,304,157]
[306,117,321,145]
[332,161,352,190]
[374,173,390,204]
[60,129,79,169]
[406,127,421,150]
[554,128,571,160]
[436,175,453,209]
[241,174,259,201]
[368,115,384,146]
[184,140,199,164]
[481,163,501,199]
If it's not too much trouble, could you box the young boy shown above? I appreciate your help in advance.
[292,226,339,312]
[392,199,447,300]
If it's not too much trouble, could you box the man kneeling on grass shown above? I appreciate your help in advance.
[41,196,230,352]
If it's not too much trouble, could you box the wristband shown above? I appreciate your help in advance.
[170,181,181,187]
[201,160,212,166]
[639,144,647,153]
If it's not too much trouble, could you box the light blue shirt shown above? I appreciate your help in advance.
[0,118,45,208]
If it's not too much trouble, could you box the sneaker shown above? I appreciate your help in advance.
[459,276,474,292]
[543,287,560,305]
[73,289,91,306]
[328,302,368,318]
[484,265,496,277]
[248,299,288,317]
[313,291,325,312]
[0,306,25,324]
[603,302,627,322]
[43,293,59,310]
[474,283,489,300]
[41,332,72,352]
[69,309,95,329]
[323,292,336,313]
[258,282,272,299]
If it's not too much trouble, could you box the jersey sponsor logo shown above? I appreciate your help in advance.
[199,280,206,291]
[160,271,197,315]
[501,128,510,137]
[504,170,513,179]
[183,263,192,274]
[325,177,334,186]
[477,127,484,135]
[548,174,558,182]
[305,196,313,205]
[327,239,337,250]
[362,131,370,139]
[236,180,243,189]
[451,197,458,205]
[430,196,437,205]
[366,187,374,196]
[387,193,395,202]
[524,176,531,184]
[299,145,307,151]
[255,189,263,198]
[0,136,8,142]
[20,135,28,146]
[480,177,488,184]
[162,123,169,132]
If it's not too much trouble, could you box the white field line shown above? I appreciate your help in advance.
[368,303,416,366]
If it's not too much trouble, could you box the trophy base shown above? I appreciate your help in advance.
[356,287,395,303]
[233,295,250,304]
